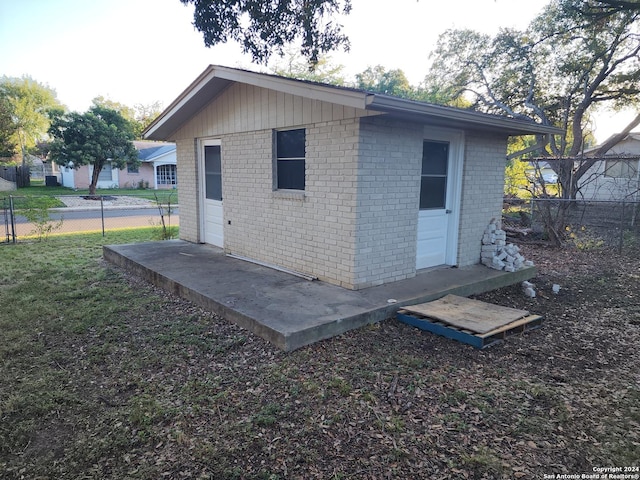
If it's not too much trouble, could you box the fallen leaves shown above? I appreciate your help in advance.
[2,243,639,479]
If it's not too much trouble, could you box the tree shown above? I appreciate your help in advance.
[0,76,63,164]
[92,96,163,139]
[596,0,640,9]
[353,65,467,105]
[425,0,640,201]
[180,0,352,65]
[574,0,640,18]
[133,101,163,137]
[48,106,138,195]
[270,51,348,85]
[355,65,413,98]
[92,96,137,123]
[0,94,17,159]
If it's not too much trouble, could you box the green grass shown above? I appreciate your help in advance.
[6,184,178,203]
[0,229,179,476]
[1,232,638,478]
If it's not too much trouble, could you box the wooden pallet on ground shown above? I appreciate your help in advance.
[396,294,544,349]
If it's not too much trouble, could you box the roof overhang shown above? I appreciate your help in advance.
[144,65,564,141]
[366,95,563,136]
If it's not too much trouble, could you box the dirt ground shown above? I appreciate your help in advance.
[2,242,639,479]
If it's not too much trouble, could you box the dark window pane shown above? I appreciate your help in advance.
[277,159,305,190]
[276,129,305,190]
[420,177,447,209]
[205,145,221,172]
[205,145,222,200]
[277,129,305,159]
[206,174,222,200]
[422,141,448,175]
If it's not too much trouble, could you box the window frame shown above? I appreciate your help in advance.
[203,145,222,200]
[604,159,638,179]
[419,140,449,210]
[274,128,306,191]
[156,164,177,186]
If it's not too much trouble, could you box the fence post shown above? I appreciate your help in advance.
[2,197,8,243]
[618,201,625,254]
[100,195,105,237]
[9,195,16,243]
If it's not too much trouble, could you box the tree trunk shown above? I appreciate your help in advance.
[555,159,575,200]
[89,163,102,196]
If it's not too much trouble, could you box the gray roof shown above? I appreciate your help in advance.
[144,65,563,141]
[134,140,175,162]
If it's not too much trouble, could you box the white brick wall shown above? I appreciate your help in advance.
[171,84,510,289]
[175,138,199,242]
[457,133,509,267]
[353,117,423,288]
[221,119,361,288]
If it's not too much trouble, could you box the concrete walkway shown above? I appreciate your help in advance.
[104,240,535,351]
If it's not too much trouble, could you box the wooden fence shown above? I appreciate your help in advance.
[0,166,30,188]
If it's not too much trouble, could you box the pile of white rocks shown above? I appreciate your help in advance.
[481,219,534,272]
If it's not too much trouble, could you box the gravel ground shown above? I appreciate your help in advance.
[56,195,155,208]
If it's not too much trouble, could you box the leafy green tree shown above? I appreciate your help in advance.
[0,94,17,159]
[180,0,352,64]
[425,0,640,200]
[574,0,640,17]
[355,65,413,97]
[48,106,138,195]
[270,53,463,106]
[0,76,62,164]
[354,65,465,105]
[133,101,163,138]
[91,97,162,139]
[92,96,137,123]
[271,51,347,85]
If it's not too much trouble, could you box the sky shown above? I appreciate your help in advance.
[0,0,635,142]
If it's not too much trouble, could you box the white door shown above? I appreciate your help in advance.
[201,140,224,247]
[416,132,462,269]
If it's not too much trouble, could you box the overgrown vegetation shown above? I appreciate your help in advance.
[20,196,63,241]
[151,191,177,240]
[0,232,637,478]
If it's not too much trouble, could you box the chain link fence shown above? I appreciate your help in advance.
[1,194,179,244]
[503,197,640,253]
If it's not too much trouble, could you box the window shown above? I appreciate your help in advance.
[127,163,139,173]
[420,141,449,209]
[204,146,221,200]
[98,162,112,181]
[275,128,305,190]
[157,164,177,186]
[605,159,638,179]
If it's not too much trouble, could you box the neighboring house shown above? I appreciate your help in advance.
[578,132,640,202]
[526,161,558,185]
[59,140,177,190]
[144,65,560,290]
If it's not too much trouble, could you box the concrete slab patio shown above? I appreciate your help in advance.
[104,240,535,351]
